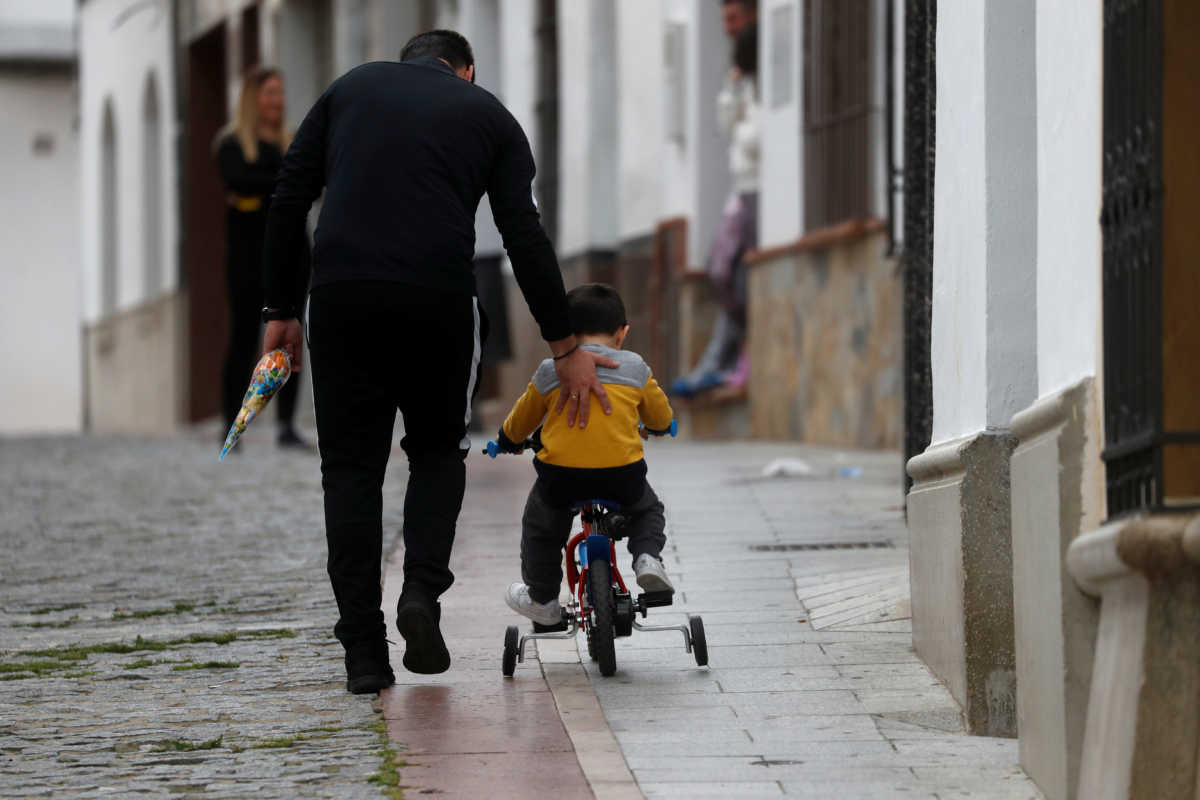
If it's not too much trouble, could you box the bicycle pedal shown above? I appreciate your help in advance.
[638,591,675,609]
[532,619,568,633]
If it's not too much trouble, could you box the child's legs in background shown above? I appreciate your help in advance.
[520,482,575,603]
[624,483,667,561]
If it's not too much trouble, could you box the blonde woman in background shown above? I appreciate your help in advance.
[216,66,311,449]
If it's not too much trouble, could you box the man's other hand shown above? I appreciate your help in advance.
[553,347,616,428]
[263,319,304,373]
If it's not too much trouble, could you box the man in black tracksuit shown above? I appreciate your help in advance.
[260,31,615,694]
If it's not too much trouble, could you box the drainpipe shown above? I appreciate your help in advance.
[885,0,897,257]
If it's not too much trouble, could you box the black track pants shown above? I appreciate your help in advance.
[308,280,484,647]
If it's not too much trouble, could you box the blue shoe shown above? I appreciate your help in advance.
[671,370,725,398]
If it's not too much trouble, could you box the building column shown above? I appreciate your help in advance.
[1006,1,1104,797]
[906,0,1037,737]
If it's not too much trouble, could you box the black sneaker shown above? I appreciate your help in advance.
[395,593,451,675]
[345,639,395,695]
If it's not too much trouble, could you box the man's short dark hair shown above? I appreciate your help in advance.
[722,0,758,10]
[567,284,627,336]
[400,30,474,71]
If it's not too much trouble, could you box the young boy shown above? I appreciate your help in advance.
[496,283,675,625]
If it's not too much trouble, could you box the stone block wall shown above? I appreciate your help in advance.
[84,292,187,434]
[746,224,901,449]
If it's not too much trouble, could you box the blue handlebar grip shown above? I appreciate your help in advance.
[669,419,678,437]
[485,440,501,458]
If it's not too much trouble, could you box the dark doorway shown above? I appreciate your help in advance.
[902,0,935,494]
[183,24,229,422]
[242,4,260,69]
[534,0,559,248]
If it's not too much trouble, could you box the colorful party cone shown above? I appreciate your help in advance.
[219,349,292,461]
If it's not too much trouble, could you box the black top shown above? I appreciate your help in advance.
[262,57,571,342]
[217,134,311,308]
[217,134,283,199]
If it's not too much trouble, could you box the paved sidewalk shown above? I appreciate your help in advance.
[579,442,1043,800]
[378,458,595,798]
[384,440,1042,799]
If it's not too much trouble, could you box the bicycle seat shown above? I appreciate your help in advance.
[570,499,623,512]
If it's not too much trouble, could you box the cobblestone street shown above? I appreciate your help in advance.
[0,429,393,798]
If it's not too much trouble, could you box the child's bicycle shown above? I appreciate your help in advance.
[484,421,708,677]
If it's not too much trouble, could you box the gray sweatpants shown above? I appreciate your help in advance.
[521,481,667,604]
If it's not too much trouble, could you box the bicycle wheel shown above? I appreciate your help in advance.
[502,625,519,677]
[690,616,708,667]
[588,559,617,676]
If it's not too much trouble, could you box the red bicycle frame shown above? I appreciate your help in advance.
[564,506,629,632]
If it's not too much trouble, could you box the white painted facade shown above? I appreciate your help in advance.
[929,0,1037,444]
[758,0,804,248]
[0,0,81,433]
[79,0,177,323]
[1035,0,1103,400]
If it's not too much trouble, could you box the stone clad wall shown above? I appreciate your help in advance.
[84,292,187,434]
[746,225,901,448]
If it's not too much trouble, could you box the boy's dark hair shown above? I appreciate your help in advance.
[400,30,474,71]
[567,284,627,336]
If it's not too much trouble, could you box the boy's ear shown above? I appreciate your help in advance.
[615,324,631,347]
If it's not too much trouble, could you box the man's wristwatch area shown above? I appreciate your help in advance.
[261,306,298,323]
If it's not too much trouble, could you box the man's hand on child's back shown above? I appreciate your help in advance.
[553,347,616,428]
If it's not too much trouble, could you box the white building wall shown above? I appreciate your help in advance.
[460,0,503,256]
[759,0,803,247]
[557,0,618,257]
[615,0,665,242]
[982,0,1037,429]
[930,0,1037,444]
[930,0,989,443]
[79,0,177,323]
[498,0,537,139]
[1035,0,1102,398]
[0,72,82,432]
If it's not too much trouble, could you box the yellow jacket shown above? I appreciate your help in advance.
[501,345,674,469]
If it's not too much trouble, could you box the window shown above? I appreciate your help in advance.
[101,100,119,315]
[803,0,873,231]
[142,74,163,299]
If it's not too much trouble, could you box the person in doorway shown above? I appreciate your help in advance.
[720,0,758,38]
[673,3,760,397]
[216,66,311,449]
[258,30,614,694]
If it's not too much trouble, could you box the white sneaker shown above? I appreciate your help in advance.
[505,583,563,625]
[633,554,675,593]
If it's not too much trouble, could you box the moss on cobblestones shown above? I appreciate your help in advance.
[28,603,85,616]
[367,717,408,799]
[0,629,296,680]
[17,617,80,629]
[112,602,195,620]
[0,660,69,676]
[122,658,183,670]
[151,736,223,753]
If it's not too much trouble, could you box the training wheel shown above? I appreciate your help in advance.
[689,616,708,667]
[502,625,519,677]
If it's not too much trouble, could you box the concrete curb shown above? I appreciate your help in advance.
[537,637,644,800]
